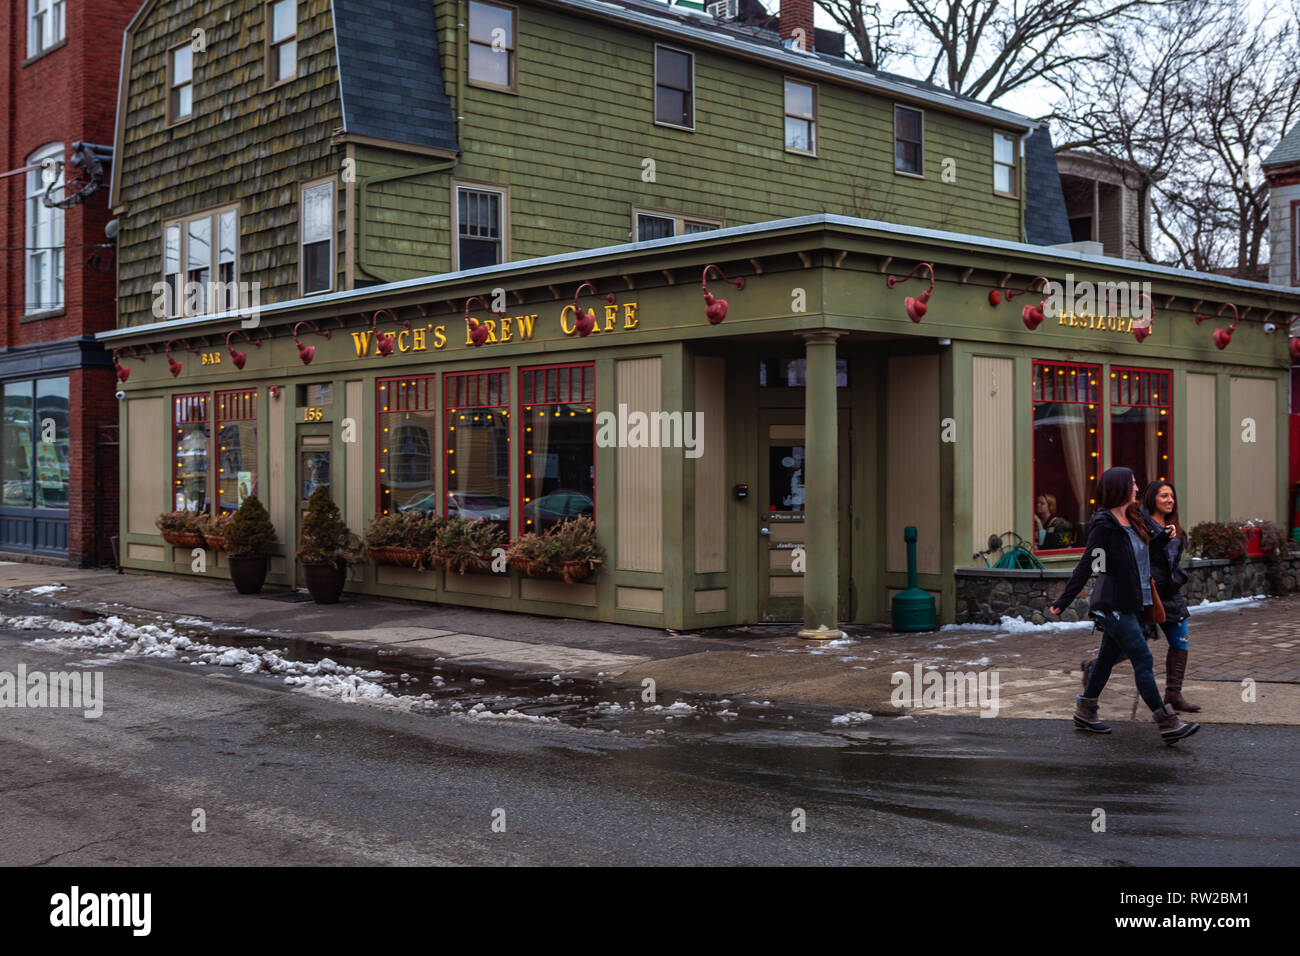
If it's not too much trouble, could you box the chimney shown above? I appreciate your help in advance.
[780,0,815,53]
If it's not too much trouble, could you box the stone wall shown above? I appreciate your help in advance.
[954,549,1300,624]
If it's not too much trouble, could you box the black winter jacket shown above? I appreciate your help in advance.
[1144,510,1189,621]
[1053,509,1170,615]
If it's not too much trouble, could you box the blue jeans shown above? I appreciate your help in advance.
[1083,611,1165,711]
[1158,618,1189,651]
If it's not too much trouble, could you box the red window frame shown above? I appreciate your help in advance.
[1030,360,1102,554]
[376,375,436,516]
[444,369,509,519]
[215,389,257,512]
[519,361,596,530]
[1109,365,1172,488]
[173,392,211,514]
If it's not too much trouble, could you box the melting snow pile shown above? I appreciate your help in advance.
[831,712,874,725]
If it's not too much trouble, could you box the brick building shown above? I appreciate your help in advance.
[0,0,135,564]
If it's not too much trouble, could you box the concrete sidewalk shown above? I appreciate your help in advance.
[2,562,1297,725]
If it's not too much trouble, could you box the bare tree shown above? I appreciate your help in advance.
[1051,1,1300,274]
[816,0,1160,103]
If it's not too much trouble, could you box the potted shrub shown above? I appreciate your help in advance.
[551,516,606,584]
[224,496,277,594]
[366,511,442,568]
[202,511,233,552]
[1189,521,1249,561]
[156,511,206,548]
[296,486,363,604]
[435,517,505,574]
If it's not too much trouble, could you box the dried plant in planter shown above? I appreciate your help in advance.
[550,516,606,583]
[1188,521,1249,561]
[366,511,443,569]
[201,511,234,552]
[156,511,206,547]
[435,517,505,574]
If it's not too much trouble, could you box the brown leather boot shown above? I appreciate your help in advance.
[1073,695,1111,734]
[1153,703,1200,744]
[1165,647,1200,713]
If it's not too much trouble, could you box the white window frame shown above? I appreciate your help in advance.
[300,179,335,295]
[25,143,64,316]
[27,0,65,58]
[632,208,723,241]
[266,0,298,86]
[162,207,239,318]
[168,44,194,124]
[467,0,518,92]
[452,181,510,271]
[653,44,695,131]
[783,78,817,156]
[993,131,1019,197]
[893,104,925,178]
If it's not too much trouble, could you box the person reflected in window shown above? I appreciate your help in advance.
[1033,493,1073,549]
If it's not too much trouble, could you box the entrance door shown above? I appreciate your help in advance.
[757,411,851,622]
[296,423,333,565]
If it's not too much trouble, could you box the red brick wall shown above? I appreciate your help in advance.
[0,0,136,564]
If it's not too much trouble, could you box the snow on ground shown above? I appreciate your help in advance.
[1188,594,1266,613]
[941,616,1095,635]
[24,585,67,595]
[831,712,874,725]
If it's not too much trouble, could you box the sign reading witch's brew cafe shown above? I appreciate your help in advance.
[350,302,641,357]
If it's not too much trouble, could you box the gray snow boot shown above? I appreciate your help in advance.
[1153,704,1200,745]
[1073,695,1111,734]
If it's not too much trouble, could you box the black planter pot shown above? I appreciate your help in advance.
[227,554,269,594]
[302,560,348,604]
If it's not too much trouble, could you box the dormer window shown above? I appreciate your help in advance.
[994,131,1019,197]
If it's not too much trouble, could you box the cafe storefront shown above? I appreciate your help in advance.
[100,215,1300,634]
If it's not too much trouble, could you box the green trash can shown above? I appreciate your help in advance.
[892,526,937,632]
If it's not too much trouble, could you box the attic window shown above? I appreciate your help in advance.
[468,1,517,92]
[267,0,297,85]
[994,131,1018,197]
[655,46,694,130]
[894,105,923,175]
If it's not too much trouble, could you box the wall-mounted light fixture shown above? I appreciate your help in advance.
[1195,302,1239,350]
[572,283,616,337]
[462,296,505,347]
[113,348,144,382]
[370,309,411,357]
[164,340,187,377]
[998,276,1050,330]
[886,262,934,323]
[701,264,744,324]
[226,329,262,370]
[1131,293,1155,344]
[292,321,331,365]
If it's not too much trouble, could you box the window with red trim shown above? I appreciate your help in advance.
[445,370,510,531]
[216,389,257,514]
[520,363,594,532]
[173,393,210,514]
[1110,367,1171,492]
[377,376,436,515]
[1032,361,1100,552]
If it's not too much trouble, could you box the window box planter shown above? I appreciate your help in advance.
[161,531,205,548]
[368,545,428,569]
[204,533,228,552]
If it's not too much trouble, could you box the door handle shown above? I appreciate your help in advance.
[760,527,772,536]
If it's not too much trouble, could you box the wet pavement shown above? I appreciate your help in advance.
[3,598,1299,865]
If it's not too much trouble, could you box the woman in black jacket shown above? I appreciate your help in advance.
[1143,480,1198,712]
[1049,467,1200,744]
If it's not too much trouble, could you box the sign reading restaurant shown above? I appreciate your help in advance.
[349,302,641,356]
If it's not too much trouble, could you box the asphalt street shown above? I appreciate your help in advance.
[1,613,1296,866]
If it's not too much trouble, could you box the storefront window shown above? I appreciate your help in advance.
[1032,361,1100,551]
[1110,367,1171,491]
[174,393,210,514]
[2,377,68,509]
[3,382,35,507]
[520,364,594,532]
[759,358,849,387]
[445,371,510,530]
[216,389,257,514]
[378,376,437,515]
[35,378,68,508]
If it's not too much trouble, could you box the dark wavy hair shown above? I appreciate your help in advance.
[1143,480,1186,542]
[1097,466,1147,541]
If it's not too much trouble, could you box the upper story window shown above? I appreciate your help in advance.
[994,131,1019,196]
[162,208,238,318]
[301,180,334,294]
[784,79,816,155]
[1293,200,1299,285]
[634,209,720,241]
[25,144,64,315]
[267,0,297,84]
[455,183,507,270]
[27,0,65,58]
[894,105,924,175]
[169,45,193,123]
[655,46,693,130]
[468,1,516,91]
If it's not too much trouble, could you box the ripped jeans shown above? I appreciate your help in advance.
[1083,610,1165,712]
